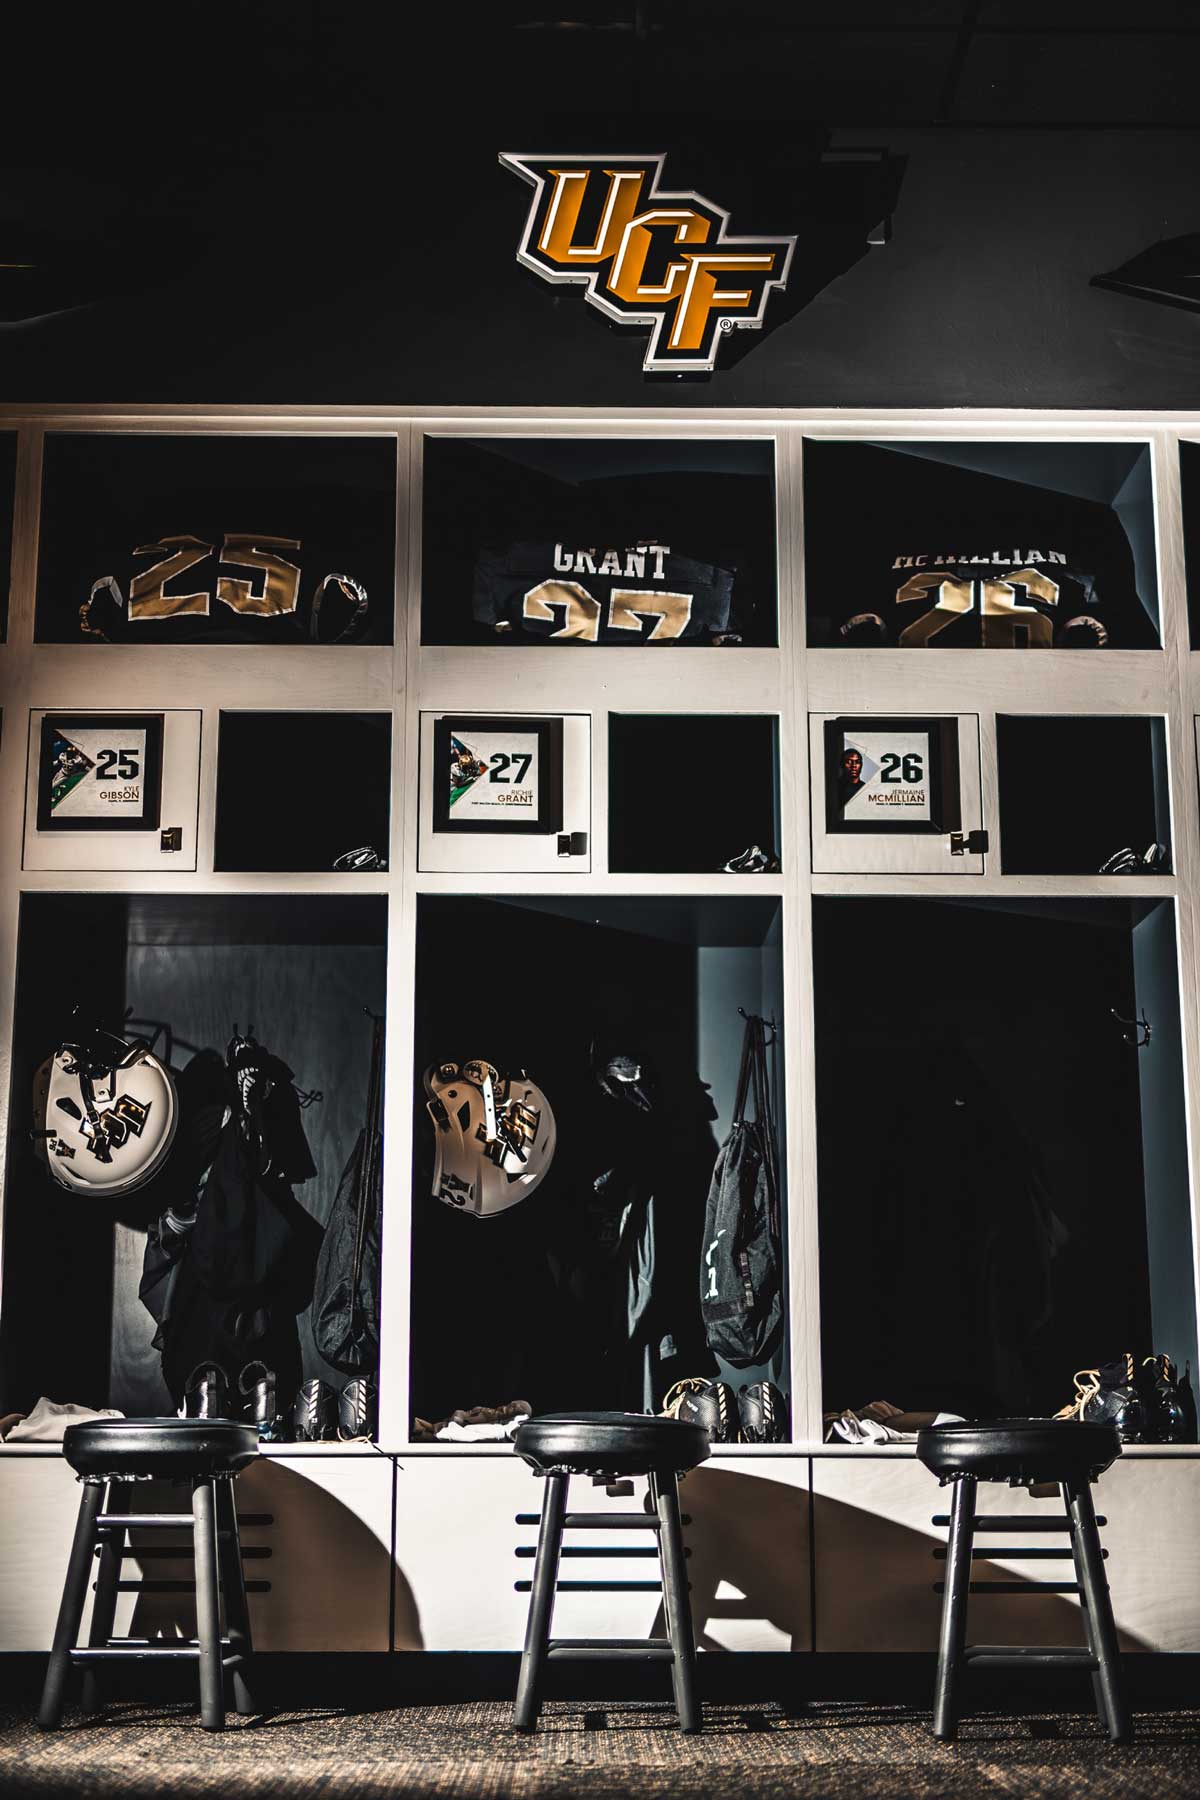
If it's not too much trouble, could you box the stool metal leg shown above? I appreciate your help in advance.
[932,1475,976,1742]
[82,1482,123,1716]
[1062,1481,1110,1736]
[513,1472,568,1733]
[38,1480,104,1729]
[192,1477,225,1732]
[1065,1478,1131,1745]
[653,1469,700,1734]
[215,1478,256,1716]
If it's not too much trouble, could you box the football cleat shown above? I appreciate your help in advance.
[738,1381,788,1444]
[185,1362,231,1421]
[722,844,781,874]
[1054,1353,1147,1441]
[1099,842,1170,875]
[662,1377,738,1442]
[332,844,383,871]
[1142,1354,1188,1444]
[338,1378,378,1441]
[291,1378,339,1442]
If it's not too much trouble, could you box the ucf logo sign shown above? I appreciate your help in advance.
[500,152,795,375]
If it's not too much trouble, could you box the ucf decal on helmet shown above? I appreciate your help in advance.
[424,1059,556,1217]
[33,1023,178,1198]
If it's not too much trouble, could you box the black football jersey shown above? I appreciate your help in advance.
[805,446,1159,650]
[78,535,369,645]
[472,540,738,645]
[35,433,395,644]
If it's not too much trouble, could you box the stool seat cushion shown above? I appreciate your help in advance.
[917,1418,1121,1484]
[514,1411,711,1476]
[63,1417,260,1480]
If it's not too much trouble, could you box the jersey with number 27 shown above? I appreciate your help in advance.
[472,540,738,644]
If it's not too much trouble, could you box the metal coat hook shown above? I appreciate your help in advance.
[1111,1006,1151,1049]
[738,1006,779,1048]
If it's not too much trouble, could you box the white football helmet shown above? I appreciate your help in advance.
[33,1026,179,1198]
[424,1058,556,1218]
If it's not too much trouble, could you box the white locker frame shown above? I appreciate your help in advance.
[0,405,1197,1475]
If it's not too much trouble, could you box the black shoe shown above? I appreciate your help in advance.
[738,1381,788,1444]
[722,845,781,875]
[1055,1353,1147,1441]
[662,1377,737,1442]
[1141,1354,1189,1443]
[291,1378,338,1442]
[238,1360,285,1441]
[1099,842,1170,875]
[184,1362,231,1420]
[338,1378,378,1441]
[332,844,383,871]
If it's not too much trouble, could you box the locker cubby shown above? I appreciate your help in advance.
[0,894,387,1432]
[216,711,391,872]
[608,714,781,873]
[409,894,789,1439]
[813,895,1197,1426]
[35,432,396,645]
[804,438,1160,649]
[420,435,778,647]
[998,715,1171,875]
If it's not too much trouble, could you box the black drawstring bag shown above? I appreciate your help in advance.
[312,1014,384,1374]
[700,1013,783,1367]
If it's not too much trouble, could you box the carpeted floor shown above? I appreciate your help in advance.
[1,1700,1198,1800]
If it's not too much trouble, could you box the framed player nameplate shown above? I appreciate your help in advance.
[36,713,164,832]
[432,715,564,836]
[823,717,960,836]
[25,709,202,871]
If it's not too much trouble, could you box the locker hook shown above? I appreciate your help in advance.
[1111,1006,1151,1049]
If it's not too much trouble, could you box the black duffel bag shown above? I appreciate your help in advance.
[700,1012,783,1367]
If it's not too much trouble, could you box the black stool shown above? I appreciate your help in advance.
[511,1411,709,1734]
[38,1417,260,1733]
[917,1418,1129,1744]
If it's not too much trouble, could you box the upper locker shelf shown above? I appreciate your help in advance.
[34,433,397,646]
[803,439,1160,651]
[420,436,778,648]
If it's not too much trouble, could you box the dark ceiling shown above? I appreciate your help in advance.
[6,3,1197,268]
[3,2,1200,400]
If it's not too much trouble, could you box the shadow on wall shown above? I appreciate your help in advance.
[658,1467,811,1652]
[655,1469,1150,1657]
[807,1490,1149,1656]
[124,1460,419,1653]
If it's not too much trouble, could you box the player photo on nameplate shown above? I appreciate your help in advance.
[823,717,959,836]
[36,714,164,832]
[432,715,563,836]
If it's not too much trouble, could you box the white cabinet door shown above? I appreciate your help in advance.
[811,1452,1200,1652]
[392,1453,811,1653]
[0,1450,394,1653]
[238,1453,393,1651]
[0,1455,89,1651]
[809,713,985,874]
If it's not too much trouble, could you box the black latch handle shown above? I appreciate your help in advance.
[950,829,988,857]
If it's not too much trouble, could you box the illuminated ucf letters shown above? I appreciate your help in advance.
[500,153,795,375]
